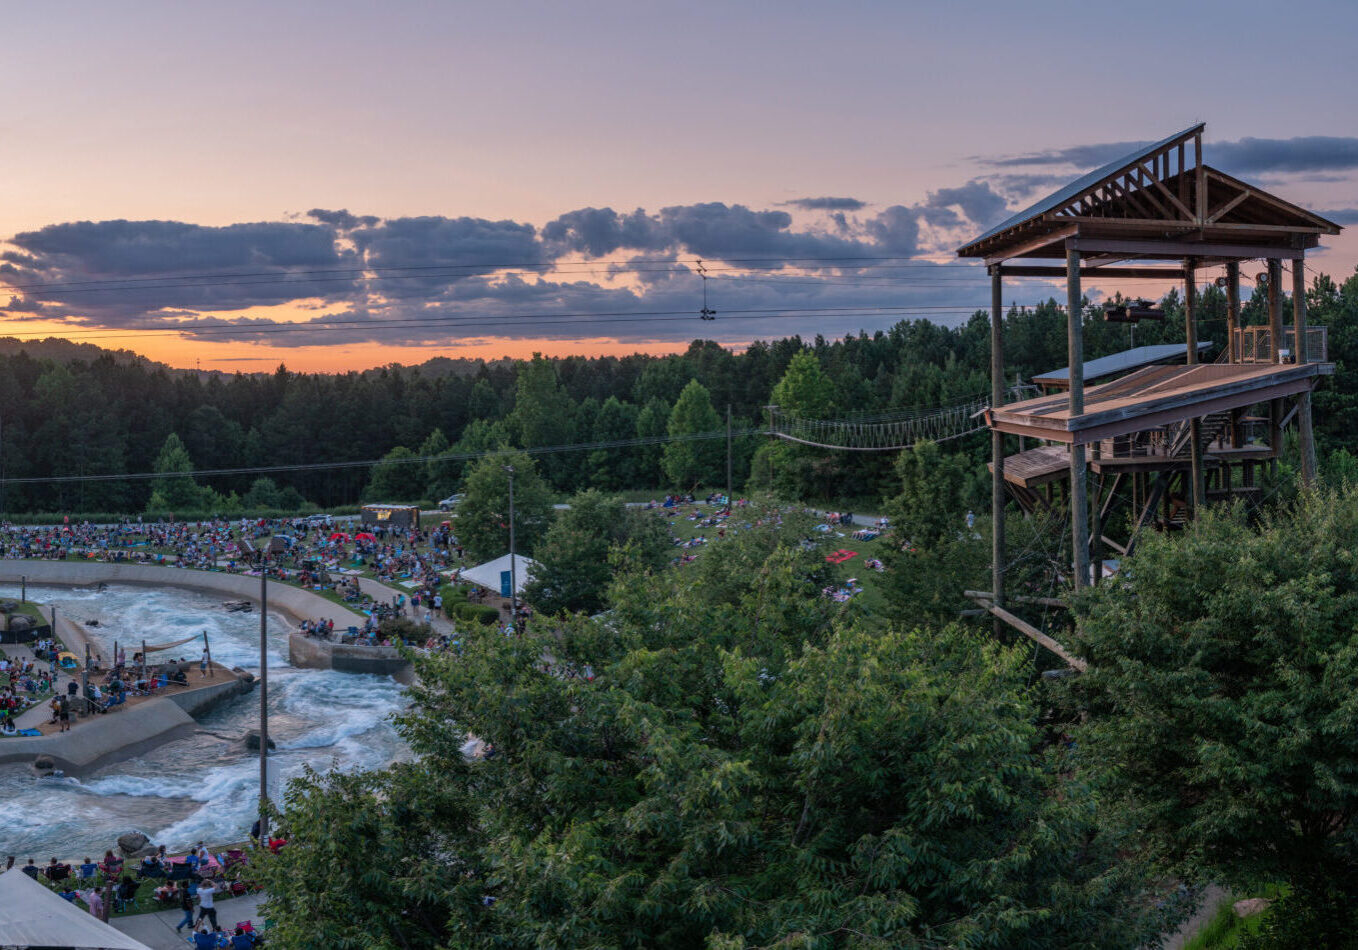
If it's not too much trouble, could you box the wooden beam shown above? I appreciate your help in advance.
[984,224,1078,265]
[1131,165,1177,219]
[963,591,1069,609]
[968,596,1088,672]
[1073,237,1304,260]
[1000,265,1185,279]
[1206,189,1251,224]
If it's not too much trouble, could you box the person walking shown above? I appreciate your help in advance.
[174,880,194,933]
[195,877,219,930]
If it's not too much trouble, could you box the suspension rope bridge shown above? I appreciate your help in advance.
[767,395,992,452]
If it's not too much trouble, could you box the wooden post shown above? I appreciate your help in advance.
[1226,261,1241,364]
[1268,258,1284,364]
[1294,257,1317,485]
[990,266,1005,631]
[1186,261,1205,512]
[1067,246,1090,589]
[259,564,270,842]
[725,404,733,506]
[1268,259,1285,458]
[81,642,90,714]
[20,576,25,603]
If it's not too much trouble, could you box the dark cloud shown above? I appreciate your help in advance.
[781,196,867,211]
[307,208,380,230]
[0,219,359,323]
[921,180,1010,228]
[1318,208,1358,225]
[990,173,1071,200]
[864,205,922,256]
[544,202,879,264]
[541,207,670,256]
[657,202,873,262]
[1211,137,1358,175]
[984,139,1151,169]
[982,134,1358,178]
[0,197,1004,348]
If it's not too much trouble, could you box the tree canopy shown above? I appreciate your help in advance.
[454,449,554,563]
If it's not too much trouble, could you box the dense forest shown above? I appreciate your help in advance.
[2,266,1356,514]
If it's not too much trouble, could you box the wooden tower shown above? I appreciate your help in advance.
[957,124,1343,646]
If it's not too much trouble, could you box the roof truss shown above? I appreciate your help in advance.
[960,125,1342,261]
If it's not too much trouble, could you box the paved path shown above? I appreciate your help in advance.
[110,892,267,949]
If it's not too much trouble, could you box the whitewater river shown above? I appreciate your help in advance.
[0,583,409,859]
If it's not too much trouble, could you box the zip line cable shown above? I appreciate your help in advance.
[0,394,992,487]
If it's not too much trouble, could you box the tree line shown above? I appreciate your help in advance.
[2,266,1356,515]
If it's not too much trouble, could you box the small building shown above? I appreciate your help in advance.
[457,553,539,598]
[361,504,421,530]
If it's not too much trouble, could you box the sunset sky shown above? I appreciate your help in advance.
[2,0,1356,372]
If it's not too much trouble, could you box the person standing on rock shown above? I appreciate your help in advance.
[200,646,209,678]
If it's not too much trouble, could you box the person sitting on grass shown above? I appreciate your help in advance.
[58,885,77,902]
[231,926,259,948]
[192,921,222,950]
[117,876,139,913]
[78,856,98,881]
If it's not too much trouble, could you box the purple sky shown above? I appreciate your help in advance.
[1,0,1354,370]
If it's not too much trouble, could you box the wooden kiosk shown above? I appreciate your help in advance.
[957,124,1342,649]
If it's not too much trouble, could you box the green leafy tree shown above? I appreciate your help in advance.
[509,355,575,487]
[522,489,671,615]
[662,379,722,489]
[588,396,640,490]
[455,449,553,563]
[634,396,670,487]
[1067,488,1358,935]
[364,445,426,502]
[419,427,454,499]
[243,477,283,509]
[145,432,215,512]
[259,521,1167,948]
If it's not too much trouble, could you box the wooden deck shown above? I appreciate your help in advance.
[988,362,1331,445]
[990,445,1069,488]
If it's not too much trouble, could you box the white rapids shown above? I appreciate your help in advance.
[0,583,409,859]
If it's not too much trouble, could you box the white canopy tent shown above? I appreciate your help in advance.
[0,868,153,949]
[454,553,539,597]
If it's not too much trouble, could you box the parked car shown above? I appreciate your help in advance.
[438,494,465,511]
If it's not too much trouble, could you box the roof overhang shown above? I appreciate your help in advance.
[989,362,1332,445]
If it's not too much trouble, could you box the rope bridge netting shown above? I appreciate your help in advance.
[768,395,992,452]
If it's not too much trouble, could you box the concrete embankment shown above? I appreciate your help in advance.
[0,561,364,773]
[0,560,364,628]
[289,631,413,683]
[0,698,197,773]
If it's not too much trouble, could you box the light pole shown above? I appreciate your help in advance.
[258,552,269,842]
[504,465,517,631]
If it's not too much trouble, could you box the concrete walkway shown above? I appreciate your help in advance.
[110,891,268,949]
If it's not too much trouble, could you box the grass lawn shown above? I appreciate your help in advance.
[636,503,894,611]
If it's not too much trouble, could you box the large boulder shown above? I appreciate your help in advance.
[1234,897,1273,919]
[8,615,35,632]
[117,831,150,857]
[243,729,276,751]
[0,600,19,614]
[32,755,55,774]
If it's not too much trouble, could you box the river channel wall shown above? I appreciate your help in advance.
[288,631,413,683]
[0,561,369,773]
[0,560,365,629]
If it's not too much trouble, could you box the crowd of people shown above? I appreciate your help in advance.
[9,838,268,943]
